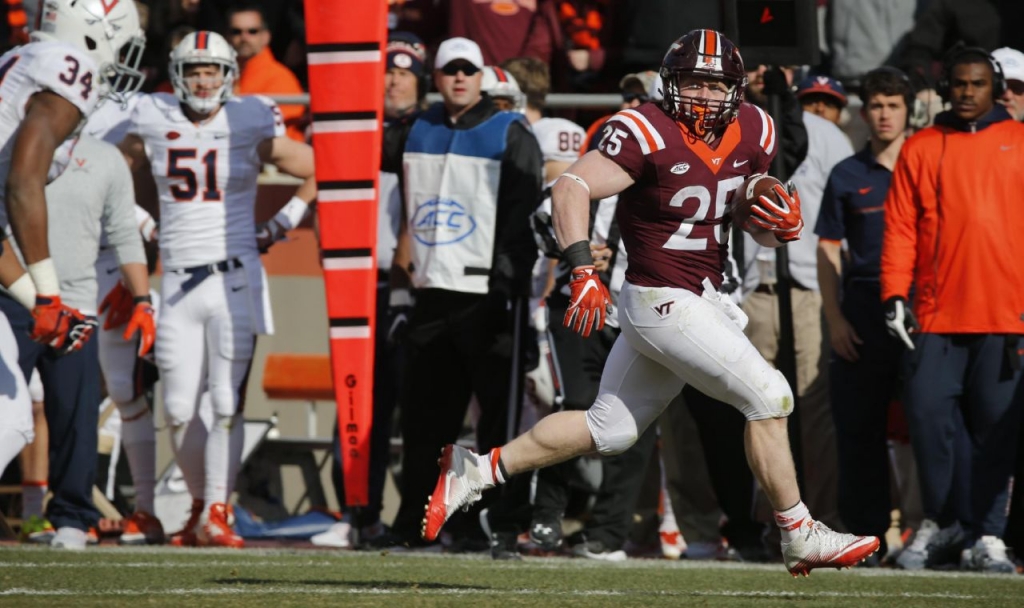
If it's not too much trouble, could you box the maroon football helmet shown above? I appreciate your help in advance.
[661,29,747,137]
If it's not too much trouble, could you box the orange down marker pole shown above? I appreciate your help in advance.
[304,0,387,507]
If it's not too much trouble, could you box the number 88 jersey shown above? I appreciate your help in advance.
[128,92,284,270]
[0,42,99,210]
[597,101,776,295]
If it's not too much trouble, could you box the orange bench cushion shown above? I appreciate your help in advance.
[263,353,335,401]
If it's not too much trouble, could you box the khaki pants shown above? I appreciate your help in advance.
[742,289,841,529]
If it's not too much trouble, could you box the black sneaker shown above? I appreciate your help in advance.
[479,508,521,561]
[529,517,563,552]
[489,531,522,560]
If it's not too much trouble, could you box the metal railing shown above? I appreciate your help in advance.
[267,92,624,109]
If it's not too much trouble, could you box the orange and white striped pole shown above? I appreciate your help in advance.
[303,0,387,507]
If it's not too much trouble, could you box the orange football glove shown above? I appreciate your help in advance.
[31,295,94,353]
[99,281,134,329]
[563,265,612,338]
[748,183,804,242]
[123,301,156,357]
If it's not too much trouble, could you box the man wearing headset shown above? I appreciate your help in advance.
[881,46,1024,573]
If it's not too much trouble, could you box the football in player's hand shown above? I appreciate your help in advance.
[730,174,784,235]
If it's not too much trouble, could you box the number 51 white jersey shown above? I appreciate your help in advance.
[128,92,285,271]
[0,41,99,228]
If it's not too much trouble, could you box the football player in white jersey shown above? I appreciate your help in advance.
[0,0,144,482]
[120,31,316,548]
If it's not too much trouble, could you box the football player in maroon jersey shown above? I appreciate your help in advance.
[419,29,879,576]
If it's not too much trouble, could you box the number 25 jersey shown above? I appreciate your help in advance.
[0,41,99,227]
[128,92,285,270]
[596,101,776,294]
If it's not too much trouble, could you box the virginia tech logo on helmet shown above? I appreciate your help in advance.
[412,198,477,246]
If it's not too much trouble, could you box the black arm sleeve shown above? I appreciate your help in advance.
[491,120,543,298]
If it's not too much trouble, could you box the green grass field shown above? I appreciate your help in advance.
[1,545,1022,607]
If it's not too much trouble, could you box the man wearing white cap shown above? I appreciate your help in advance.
[386,36,544,549]
[993,47,1024,121]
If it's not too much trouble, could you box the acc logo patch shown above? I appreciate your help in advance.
[670,162,690,175]
[411,198,477,246]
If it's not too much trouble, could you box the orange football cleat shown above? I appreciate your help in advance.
[198,503,244,549]
[119,510,166,546]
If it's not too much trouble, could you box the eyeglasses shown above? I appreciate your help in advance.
[622,93,649,104]
[1008,80,1024,95]
[229,27,262,36]
[440,62,480,76]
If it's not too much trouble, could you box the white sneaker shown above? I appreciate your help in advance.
[311,522,352,548]
[50,527,88,551]
[421,444,492,541]
[781,519,879,577]
[963,536,1016,573]
[896,519,938,570]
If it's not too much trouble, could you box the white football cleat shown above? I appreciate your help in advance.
[782,519,880,577]
[421,444,491,541]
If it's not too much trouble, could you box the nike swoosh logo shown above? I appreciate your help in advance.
[231,285,246,292]
[858,187,872,195]
[105,267,119,274]
[1000,145,1013,151]
[214,133,229,139]
[573,279,599,305]
[733,159,749,168]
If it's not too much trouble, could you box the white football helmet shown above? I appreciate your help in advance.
[169,31,238,114]
[481,66,525,112]
[31,0,146,103]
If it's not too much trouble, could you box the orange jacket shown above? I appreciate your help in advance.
[237,47,306,141]
[881,110,1024,334]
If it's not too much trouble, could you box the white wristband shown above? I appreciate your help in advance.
[7,273,37,309]
[558,172,591,196]
[272,196,309,232]
[27,258,59,296]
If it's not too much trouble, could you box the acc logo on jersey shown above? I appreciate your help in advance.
[411,198,477,246]
[670,162,690,175]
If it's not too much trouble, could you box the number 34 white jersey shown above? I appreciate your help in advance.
[128,92,285,270]
[0,41,99,225]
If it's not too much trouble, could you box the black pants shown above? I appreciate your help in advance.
[904,333,1022,540]
[828,281,903,543]
[390,289,523,542]
[0,295,101,532]
[331,282,402,528]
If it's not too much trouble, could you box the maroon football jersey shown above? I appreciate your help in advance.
[596,101,776,294]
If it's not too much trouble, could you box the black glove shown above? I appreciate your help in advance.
[884,296,919,350]
[387,288,413,345]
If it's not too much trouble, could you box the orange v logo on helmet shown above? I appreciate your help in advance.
[99,0,120,16]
